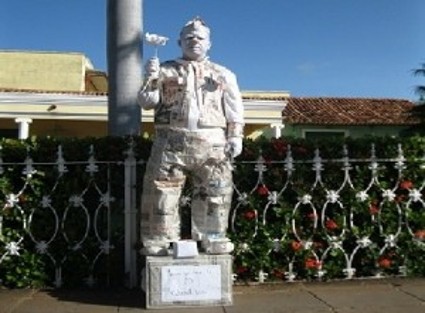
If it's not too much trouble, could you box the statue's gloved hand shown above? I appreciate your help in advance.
[225,137,243,158]
[145,57,160,79]
[139,57,161,106]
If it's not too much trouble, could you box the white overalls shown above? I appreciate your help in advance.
[138,58,244,255]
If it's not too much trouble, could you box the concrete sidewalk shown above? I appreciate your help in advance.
[1,278,424,313]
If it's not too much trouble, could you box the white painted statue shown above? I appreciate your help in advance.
[138,17,244,256]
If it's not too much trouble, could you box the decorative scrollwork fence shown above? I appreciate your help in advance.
[0,141,424,288]
[0,143,139,288]
[229,143,425,283]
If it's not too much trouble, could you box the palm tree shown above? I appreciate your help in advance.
[107,0,143,136]
[413,63,425,104]
[106,0,142,289]
[405,63,425,135]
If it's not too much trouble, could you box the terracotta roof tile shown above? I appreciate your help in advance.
[0,87,420,127]
[0,87,288,101]
[284,97,419,125]
[0,87,108,96]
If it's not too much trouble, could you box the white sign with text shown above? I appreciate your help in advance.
[161,265,222,302]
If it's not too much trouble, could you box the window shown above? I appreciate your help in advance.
[0,129,18,139]
[303,130,347,140]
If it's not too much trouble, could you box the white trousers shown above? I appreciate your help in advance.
[140,128,233,249]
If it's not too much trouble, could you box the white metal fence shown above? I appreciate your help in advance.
[229,143,425,282]
[0,143,138,288]
[0,141,424,288]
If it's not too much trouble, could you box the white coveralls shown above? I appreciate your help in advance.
[138,58,244,254]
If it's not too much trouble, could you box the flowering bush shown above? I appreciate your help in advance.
[230,136,425,282]
[0,136,150,288]
[0,135,424,287]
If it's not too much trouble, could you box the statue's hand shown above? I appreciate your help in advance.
[145,57,160,79]
[225,137,243,158]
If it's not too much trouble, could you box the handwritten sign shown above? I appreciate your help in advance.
[161,265,222,302]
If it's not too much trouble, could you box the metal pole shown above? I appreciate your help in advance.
[124,142,138,288]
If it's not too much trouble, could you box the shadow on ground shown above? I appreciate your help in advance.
[46,288,146,309]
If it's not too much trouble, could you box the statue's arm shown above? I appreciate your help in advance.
[137,80,160,110]
[138,57,161,110]
[223,71,244,137]
[222,70,244,157]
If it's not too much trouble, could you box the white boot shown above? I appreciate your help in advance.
[141,241,170,256]
[202,237,234,254]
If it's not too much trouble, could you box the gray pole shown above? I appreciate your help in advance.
[107,0,143,136]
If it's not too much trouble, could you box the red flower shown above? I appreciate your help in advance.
[305,258,321,270]
[236,266,248,274]
[414,230,425,240]
[387,251,397,258]
[307,212,317,220]
[378,257,392,268]
[244,210,257,220]
[273,269,285,279]
[325,219,338,230]
[290,240,302,252]
[18,195,26,204]
[272,139,287,156]
[256,185,269,196]
[395,194,406,203]
[263,156,272,165]
[399,180,413,190]
[369,203,380,215]
[295,146,308,156]
[241,148,255,158]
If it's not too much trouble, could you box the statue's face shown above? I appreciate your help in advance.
[179,26,211,61]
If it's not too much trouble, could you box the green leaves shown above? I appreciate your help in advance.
[231,135,425,283]
[0,251,47,288]
[0,135,424,287]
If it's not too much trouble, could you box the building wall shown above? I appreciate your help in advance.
[32,120,107,137]
[1,118,106,138]
[0,51,287,139]
[0,51,90,92]
[1,117,274,139]
[5,117,408,140]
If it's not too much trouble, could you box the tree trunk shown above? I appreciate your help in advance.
[107,0,142,136]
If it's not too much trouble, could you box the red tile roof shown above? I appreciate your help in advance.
[0,87,108,96]
[284,97,420,126]
[0,87,289,101]
[0,87,420,127]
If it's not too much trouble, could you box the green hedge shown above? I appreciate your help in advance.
[0,136,151,288]
[0,135,424,287]
[232,136,425,282]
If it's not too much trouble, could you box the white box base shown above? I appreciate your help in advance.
[142,254,233,309]
[173,240,199,258]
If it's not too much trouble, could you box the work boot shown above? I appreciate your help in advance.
[141,242,170,256]
[202,237,234,254]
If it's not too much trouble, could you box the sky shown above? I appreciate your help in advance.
[1,0,425,101]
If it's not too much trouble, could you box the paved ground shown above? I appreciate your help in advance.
[1,278,424,313]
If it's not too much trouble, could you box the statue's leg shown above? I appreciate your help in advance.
[189,130,230,242]
[191,184,208,241]
[192,158,234,254]
[201,161,233,239]
[140,133,186,256]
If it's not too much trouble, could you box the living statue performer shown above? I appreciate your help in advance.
[138,17,244,256]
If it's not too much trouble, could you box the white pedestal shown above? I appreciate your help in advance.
[142,254,233,309]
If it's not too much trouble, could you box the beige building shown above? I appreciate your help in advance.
[0,50,287,139]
